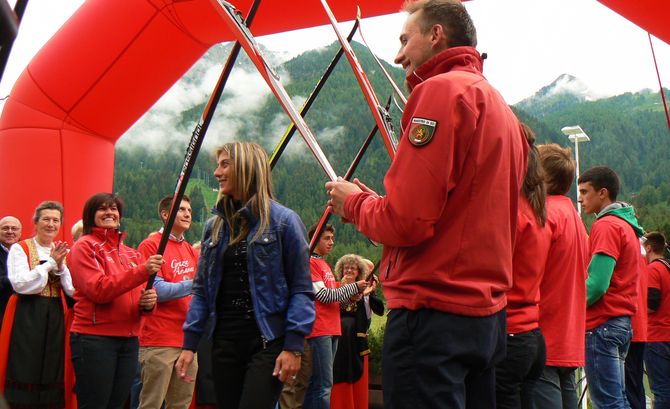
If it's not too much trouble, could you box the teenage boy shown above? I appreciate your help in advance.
[282,224,367,409]
[137,195,199,409]
[578,166,644,409]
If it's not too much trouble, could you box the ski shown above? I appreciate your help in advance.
[213,0,338,181]
[269,19,360,169]
[146,0,262,290]
[319,0,398,159]
[356,6,407,106]
[308,94,393,253]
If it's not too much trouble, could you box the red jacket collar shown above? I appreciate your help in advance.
[407,46,483,89]
[90,226,125,245]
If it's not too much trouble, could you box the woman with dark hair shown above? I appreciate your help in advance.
[175,141,315,409]
[330,255,383,409]
[67,193,163,409]
[495,124,552,409]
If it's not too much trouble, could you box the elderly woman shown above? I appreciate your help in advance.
[330,254,384,409]
[68,193,161,409]
[176,141,315,409]
[0,201,74,409]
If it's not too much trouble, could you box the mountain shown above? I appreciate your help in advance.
[515,74,598,118]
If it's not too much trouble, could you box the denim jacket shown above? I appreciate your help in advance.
[182,200,315,353]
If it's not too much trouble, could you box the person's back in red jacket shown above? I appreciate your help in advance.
[326,2,527,407]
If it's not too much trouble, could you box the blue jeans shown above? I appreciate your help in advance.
[584,316,632,409]
[645,342,670,409]
[529,366,579,409]
[303,336,338,409]
[70,333,140,409]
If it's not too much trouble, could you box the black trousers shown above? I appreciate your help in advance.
[70,333,139,409]
[624,341,646,409]
[211,335,284,409]
[382,308,507,409]
[495,328,547,409]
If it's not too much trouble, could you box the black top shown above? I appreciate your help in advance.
[214,237,260,339]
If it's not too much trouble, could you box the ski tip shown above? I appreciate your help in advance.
[356,5,361,20]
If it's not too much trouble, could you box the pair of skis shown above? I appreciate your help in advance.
[149,0,405,290]
[213,0,404,252]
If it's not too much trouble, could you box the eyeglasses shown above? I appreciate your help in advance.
[0,226,20,232]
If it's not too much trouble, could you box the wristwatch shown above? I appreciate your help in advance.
[288,350,302,357]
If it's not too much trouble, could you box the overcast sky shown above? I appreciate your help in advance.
[1,0,668,106]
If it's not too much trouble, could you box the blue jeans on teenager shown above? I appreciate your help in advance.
[645,342,670,409]
[70,333,140,409]
[303,336,339,409]
[584,316,632,409]
[530,366,579,409]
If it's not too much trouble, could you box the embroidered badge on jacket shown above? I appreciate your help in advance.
[408,117,437,146]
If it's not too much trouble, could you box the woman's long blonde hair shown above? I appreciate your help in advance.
[211,142,274,245]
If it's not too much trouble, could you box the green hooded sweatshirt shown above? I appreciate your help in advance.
[586,203,644,306]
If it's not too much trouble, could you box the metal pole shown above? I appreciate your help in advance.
[574,138,581,215]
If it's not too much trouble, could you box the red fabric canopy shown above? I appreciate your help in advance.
[598,0,670,44]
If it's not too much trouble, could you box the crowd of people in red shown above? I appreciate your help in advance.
[1,1,669,409]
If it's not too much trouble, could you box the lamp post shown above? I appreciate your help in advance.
[561,125,590,215]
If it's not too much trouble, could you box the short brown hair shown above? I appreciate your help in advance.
[538,144,576,195]
[403,0,477,47]
[158,194,190,219]
[33,201,64,224]
[82,193,124,235]
[645,232,667,255]
[308,223,335,241]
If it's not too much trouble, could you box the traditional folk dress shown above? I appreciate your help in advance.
[0,238,75,409]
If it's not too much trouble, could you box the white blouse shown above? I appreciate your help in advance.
[7,238,74,296]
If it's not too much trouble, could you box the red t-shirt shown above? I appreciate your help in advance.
[307,256,341,338]
[539,195,589,367]
[506,198,551,334]
[138,232,198,347]
[586,215,640,330]
[631,253,648,342]
[647,259,670,341]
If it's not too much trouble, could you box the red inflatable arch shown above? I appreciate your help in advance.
[0,0,667,241]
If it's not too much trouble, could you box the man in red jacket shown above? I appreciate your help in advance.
[138,195,199,409]
[326,1,527,407]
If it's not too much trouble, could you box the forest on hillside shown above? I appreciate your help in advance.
[113,41,670,266]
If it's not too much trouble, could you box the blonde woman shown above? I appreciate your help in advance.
[176,141,315,409]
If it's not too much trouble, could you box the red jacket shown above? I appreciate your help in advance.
[344,47,527,316]
[68,227,150,337]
